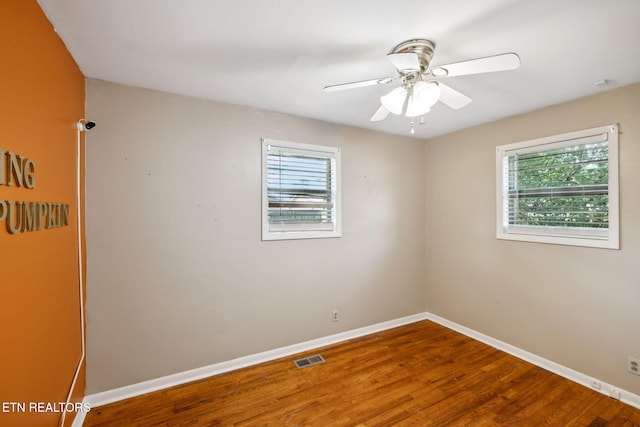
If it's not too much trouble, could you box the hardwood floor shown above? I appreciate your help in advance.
[83,320,640,426]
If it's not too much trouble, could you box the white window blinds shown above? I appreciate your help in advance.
[262,139,341,240]
[505,136,609,229]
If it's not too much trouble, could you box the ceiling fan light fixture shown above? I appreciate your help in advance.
[405,81,440,117]
[380,86,407,115]
[406,103,431,118]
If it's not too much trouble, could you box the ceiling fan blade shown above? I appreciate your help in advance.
[323,76,395,92]
[437,83,472,109]
[387,52,421,72]
[370,105,390,122]
[430,53,520,77]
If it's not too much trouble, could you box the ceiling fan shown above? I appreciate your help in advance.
[324,39,520,134]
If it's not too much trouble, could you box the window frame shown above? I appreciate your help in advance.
[261,138,342,241]
[496,124,619,249]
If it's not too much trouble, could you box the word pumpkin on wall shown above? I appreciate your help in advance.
[0,148,70,234]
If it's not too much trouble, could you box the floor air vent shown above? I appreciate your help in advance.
[294,354,325,369]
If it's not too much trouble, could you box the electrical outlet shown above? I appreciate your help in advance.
[609,388,621,400]
[629,356,640,375]
[332,309,339,322]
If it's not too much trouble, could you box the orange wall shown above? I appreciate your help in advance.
[0,1,86,426]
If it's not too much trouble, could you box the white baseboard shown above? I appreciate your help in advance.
[84,312,429,408]
[70,410,87,427]
[82,310,640,417]
[424,312,640,409]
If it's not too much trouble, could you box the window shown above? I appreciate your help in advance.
[496,124,619,249]
[262,138,341,241]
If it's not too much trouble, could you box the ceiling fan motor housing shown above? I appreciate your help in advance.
[390,39,436,72]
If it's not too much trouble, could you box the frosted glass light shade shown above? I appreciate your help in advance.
[380,86,408,115]
[405,81,440,117]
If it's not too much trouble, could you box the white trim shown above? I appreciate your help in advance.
[84,313,428,408]
[82,311,640,417]
[502,132,609,156]
[70,411,87,427]
[424,312,640,409]
[59,123,88,427]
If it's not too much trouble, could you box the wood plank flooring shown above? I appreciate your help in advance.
[83,320,640,426]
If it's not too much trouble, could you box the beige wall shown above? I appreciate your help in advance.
[85,79,426,393]
[424,83,640,394]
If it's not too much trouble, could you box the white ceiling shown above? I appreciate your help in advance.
[38,0,640,139]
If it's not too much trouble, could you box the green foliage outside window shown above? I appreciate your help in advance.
[507,141,609,229]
